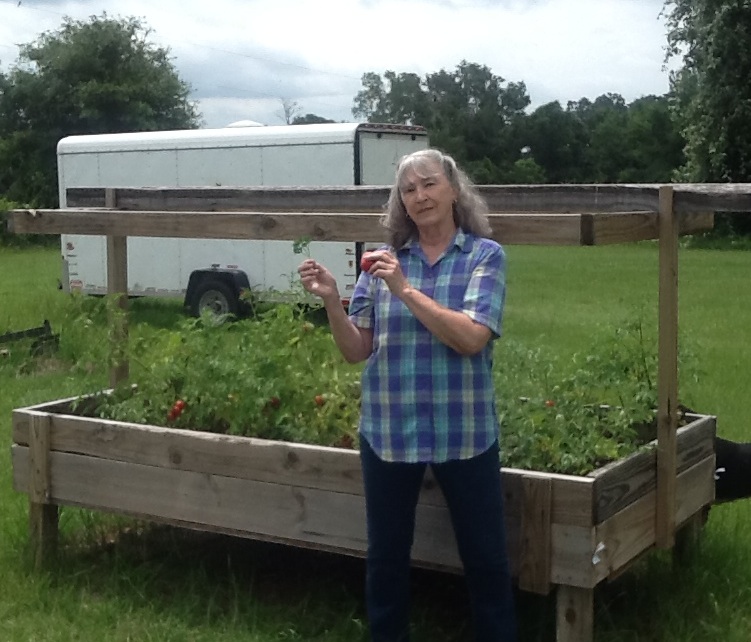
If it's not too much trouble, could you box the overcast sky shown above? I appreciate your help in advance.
[0,0,680,129]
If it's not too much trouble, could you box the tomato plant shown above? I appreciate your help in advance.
[81,307,698,476]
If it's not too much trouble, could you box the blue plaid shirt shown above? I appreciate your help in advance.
[349,229,506,463]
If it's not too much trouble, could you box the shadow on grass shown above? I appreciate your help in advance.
[47,520,557,641]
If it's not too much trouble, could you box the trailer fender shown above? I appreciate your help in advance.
[185,269,251,318]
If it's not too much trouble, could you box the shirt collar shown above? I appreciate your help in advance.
[400,228,473,255]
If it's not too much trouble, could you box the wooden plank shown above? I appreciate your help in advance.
[503,467,595,527]
[588,211,714,245]
[656,185,679,548]
[14,412,371,498]
[518,475,553,594]
[67,186,393,213]
[590,415,715,523]
[66,184,660,214]
[106,189,129,387]
[673,184,751,214]
[9,208,591,245]
[550,525,597,588]
[8,207,715,246]
[28,412,52,504]
[63,183,751,216]
[28,412,57,569]
[556,585,594,642]
[592,456,714,585]
[12,408,589,519]
[10,447,469,572]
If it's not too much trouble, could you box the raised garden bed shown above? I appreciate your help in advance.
[11,394,715,642]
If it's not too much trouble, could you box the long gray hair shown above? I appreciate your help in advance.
[381,149,492,249]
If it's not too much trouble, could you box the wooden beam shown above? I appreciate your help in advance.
[656,185,679,548]
[28,412,57,570]
[105,189,129,387]
[7,208,712,246]
[556,585,594,642]
[63,183,751,215]
[518,475,553,594]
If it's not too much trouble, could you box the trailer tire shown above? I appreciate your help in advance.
[190,279,239,318]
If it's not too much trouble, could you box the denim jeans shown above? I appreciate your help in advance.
[360,436,517,642]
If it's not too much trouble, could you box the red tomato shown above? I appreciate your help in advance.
[545,399,555,407]
[314,394,326,407]
[174,399,186,411]
[360,252,380,272]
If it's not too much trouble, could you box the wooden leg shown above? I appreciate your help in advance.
[674,511,706,565]
[556,585,594,642]
[29,502,58,570]
[28,412,58,570]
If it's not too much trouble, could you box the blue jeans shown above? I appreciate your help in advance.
[360,437,517,642]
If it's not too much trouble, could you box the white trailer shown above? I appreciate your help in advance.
[57,122,428,315]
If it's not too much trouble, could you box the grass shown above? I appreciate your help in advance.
[1,243,750,641]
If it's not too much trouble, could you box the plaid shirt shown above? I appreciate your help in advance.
[349,229,506,463]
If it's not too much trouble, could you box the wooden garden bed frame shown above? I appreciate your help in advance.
[8,182,751,641]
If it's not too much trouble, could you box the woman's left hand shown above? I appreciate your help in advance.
[368,251,409,298]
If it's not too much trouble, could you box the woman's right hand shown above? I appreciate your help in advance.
[297,259,339,303]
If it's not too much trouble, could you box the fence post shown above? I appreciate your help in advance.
[656,185,678,548]
[105,188,129,387]
[28,412,57,569]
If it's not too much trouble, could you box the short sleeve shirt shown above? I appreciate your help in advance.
[348,229,506,463]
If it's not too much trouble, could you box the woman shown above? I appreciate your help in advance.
[297,149,517,642]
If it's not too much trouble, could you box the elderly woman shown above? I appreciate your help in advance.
[297,149,517,642]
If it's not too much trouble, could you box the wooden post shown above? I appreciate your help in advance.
[556,585,594,642]
[105,188,129,387]
[28,412,58,569]
[518,475,553,595]
[656,185,678,549]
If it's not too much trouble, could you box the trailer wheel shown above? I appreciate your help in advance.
[190,279,239,317]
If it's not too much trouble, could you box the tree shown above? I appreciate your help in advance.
[521,101,590,183]
[665,0,751,235]
[277,98,301,124]
[665,0,751,183]
[352,61,530,184]
[291,114,336,125]
[0,14,200,207]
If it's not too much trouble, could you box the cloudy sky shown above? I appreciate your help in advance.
[0,0,681,129]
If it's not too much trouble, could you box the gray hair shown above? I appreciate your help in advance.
[381,149,492,249]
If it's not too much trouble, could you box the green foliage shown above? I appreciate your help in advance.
[291,114,336,125]
[352,61,530,181]
[84,304,360,448]
[496,317,696,475]
[0,14,201,207]
[664,0,751,239]
[352,62,685,186]
[665,1,751,189]
[72,302,689,476]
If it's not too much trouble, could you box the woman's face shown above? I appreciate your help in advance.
[399,160,458,231]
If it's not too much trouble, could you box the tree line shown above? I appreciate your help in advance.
[353,64,683,186]
[1,7,749,236]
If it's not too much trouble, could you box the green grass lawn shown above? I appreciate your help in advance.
[1,244,750,641]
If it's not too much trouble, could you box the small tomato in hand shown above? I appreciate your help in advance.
[360,252,380,272]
